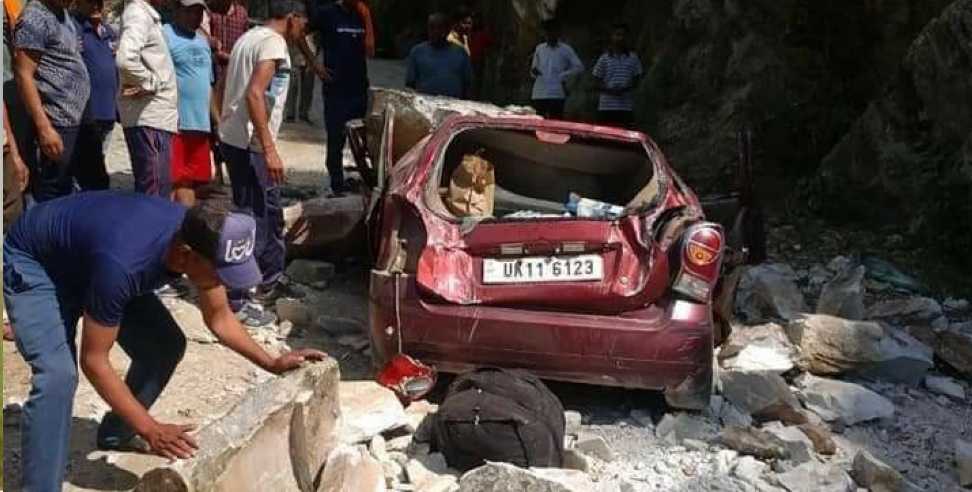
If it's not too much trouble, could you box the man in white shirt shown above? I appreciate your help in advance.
[116,0,179,197]
[530,19,583,120]
[219,0,308,327]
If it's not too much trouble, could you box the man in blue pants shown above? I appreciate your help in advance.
[3,192,326,491]
[310,0,368,196]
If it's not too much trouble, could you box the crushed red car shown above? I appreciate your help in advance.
[356,104,759,409]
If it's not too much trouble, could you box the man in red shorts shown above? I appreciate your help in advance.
[165,0,214,206]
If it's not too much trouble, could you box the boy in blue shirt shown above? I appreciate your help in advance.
[165,0,214,207]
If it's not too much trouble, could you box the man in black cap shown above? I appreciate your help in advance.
[3,191,326,491]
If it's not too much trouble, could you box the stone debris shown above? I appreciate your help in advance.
[654,413,717,445]
[773,462,856,492]
[277,298,315,326]
[286,259,337,286]
[405,400,438,442]
[715,449,739,475]
[562,448,593,473]
[867,297,943,323]
[720,369,800,416]
[719,426,789,460]
[417,475,460,492]
[944,298,970,312]
[796,423,836,455]
[628,409,653,429]
[719,322,797,374]
[786,314,932,385]
[794,374,895,425]
[371,435,390,464]
[282,194,368,256]
[850,449,914,492]
[574,434,617,462]
[816,265,866,320]
[338,334,372,352]
[957,439,972,487]
[456,462,609,492]
[565,410,584,435]
[317,444,387,492]
[405,453,451,489]
[735,263,808,321]
[317,314,367,336]
[761,422,815,465]
[731,455,769,486]
[936,323,972,378]
[923,375,966,400]
[339,381,408,444]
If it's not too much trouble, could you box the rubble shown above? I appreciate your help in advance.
[936,323,972,378]
[794,374,895,425]
[796,423,836,455]
[719,323,797,374]
[286,259,337,286]
[773,462,856,492]
[405,453,451,488]
[785,314,933,385]
[719,426,789,460]
[404,400,438,442]
[132,361,341,492]
[562,448,594,473]
[283,194,368,257]
[761,422,815,465]
[944,298,970,312]
[731,456,770,488]
[957,439,972,487]
[574,434,617,462]
[654,413,717,445]
[317,445,386,492]
[719,370,800,416]
[923,375,966,400]
[339,381,408,444]
[866,297,943,324]
[277,298,316,326]
[564,410,583,435]
[850,449,914,492]
[815,265,866,320]
[456,462,609,492]
[316,315,366,336]
[735,264,808,321]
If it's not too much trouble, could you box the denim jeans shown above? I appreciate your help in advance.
[221,143,286,309]
[73,121,115,191]
[24,125,80,202]
[3,242,186,491]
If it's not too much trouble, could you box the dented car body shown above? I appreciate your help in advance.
[363,110,742,409]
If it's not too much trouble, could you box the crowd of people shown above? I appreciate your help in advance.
[0,1,648,488]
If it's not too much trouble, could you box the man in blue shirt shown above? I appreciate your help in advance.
[406,12,473,100]
[3,192,326,490]
[309,0,368,195]
[73,0,118,191]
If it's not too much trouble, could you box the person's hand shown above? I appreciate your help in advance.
[38,126,63,161]
[313,63,334,82]
[122,86,151,98]
[265,146,286,185]
[11,151,29,191]
[268,348,328,375]
[141,422,198,460]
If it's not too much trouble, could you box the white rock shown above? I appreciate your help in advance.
[720,401,754,428]
[761,422,814,464]
[629,409,653,428]
[406,401,438,443]
[816,265,866,320]
[794,374,895,425]
[957,439,972,487]
[654,413,716,444]
[720,369,800,415]
[317,444,387,492]
[725,345,795,374]
[457,462,603,492]
[564,410,583,435]
[574,434,616,462]
[387,435,413,453]
[850,449,913,492]
[924,375,966,400]
[405,453,450,488]
[371,435,390,463]
[715,449,739,475]
[732,456,768,485]
[340,381,408,443]
[561,448,593,473]
[417,475,459,492]
[774,462,855,492]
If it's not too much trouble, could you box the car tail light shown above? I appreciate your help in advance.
[377,355,437,402]
[673,224,724,302]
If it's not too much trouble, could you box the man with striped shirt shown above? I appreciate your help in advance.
[592,23,642,129]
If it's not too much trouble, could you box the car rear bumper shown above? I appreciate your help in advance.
[369,271,714,408]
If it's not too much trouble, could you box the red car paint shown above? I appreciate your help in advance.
[367,115,723,409]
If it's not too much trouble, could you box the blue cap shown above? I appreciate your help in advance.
[213,213,262,290]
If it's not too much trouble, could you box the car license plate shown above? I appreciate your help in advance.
[482,255,604,284]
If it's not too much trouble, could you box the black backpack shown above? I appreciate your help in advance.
[432,368,566,471]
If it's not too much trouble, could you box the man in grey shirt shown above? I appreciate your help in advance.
[13,0,91,202]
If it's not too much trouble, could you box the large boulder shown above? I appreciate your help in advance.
[132,361,342,492]
[283,195,369,257]
[867,297,944,324]
[720,370,800,416]
[816,265,866,320]
[719,322,797,374]
[794,374,895,425]
[368,88,536,165]
[735,264,808,322]
[339,382,408,444]
[786,314,933,385]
